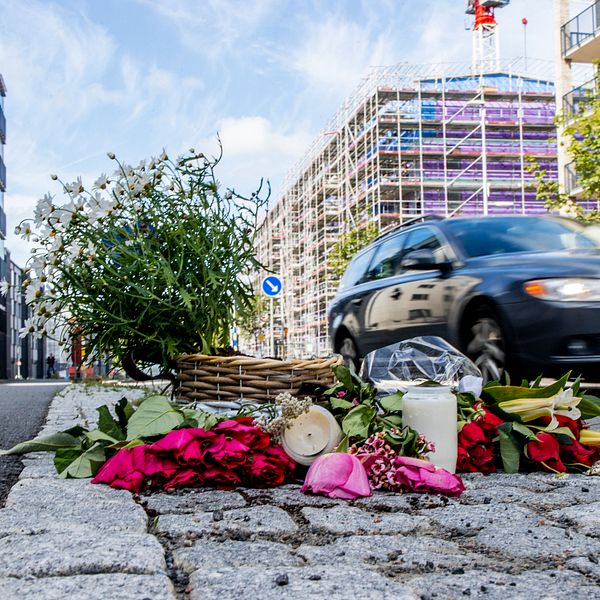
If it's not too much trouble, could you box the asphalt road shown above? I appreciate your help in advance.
[0,381,67,506]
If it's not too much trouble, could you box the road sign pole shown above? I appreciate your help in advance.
[269,298,274,357]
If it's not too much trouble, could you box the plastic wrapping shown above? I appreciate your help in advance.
[359,336,482,394]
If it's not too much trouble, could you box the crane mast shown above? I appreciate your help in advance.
[466,0,511,74]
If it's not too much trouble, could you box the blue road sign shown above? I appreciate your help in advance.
[262,276,282,297]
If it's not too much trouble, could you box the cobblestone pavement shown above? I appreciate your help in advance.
[1,385,600,599]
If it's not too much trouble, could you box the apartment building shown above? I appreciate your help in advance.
[557,0,600,197]
[254,59,568,358]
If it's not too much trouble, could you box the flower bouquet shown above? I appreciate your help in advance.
[7,147,268,377]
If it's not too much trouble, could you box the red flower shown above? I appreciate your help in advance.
[151,428,222,466]
[475,403,504,432]
[163,469,205,491]
[555,414,583,437]
[526,433,566,473]
[459,421,488,447]
[91,445,179,493]
[213,417,270,450]
[245,444,296,487]
[203,466,242,489]
[559,438,597,466]
[209,435,250,468]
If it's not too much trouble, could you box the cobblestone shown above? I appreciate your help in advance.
[156,505,298,537]
[3,383,600,599]
[301,505,430,535]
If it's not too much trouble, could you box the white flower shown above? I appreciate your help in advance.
[64,177,84,195]
[85,241,97,260]
[94,173,110,190]
[67,241,82,259]
[552,388,582,421]
[19,317,36,338]
[0,280,9,295]
[25,283,42,304]
[159,148,168,161]
[34,193,55,226]
[20,223,34,242]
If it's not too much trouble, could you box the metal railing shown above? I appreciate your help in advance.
[562,0,600,56]
[563,77,598,117]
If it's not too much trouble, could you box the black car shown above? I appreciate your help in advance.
[329,215,600,382]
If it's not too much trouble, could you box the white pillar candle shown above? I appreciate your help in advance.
[401,385,457,473]
[282,405,343,466]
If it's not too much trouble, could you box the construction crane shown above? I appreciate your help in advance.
[466,0,511,73]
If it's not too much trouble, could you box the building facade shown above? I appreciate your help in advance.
[254,59,568,358]
[0,75,8,377]
[557,0,600,197]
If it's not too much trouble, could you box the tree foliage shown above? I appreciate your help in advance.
[329,222,379,279]
[530,75,600,223]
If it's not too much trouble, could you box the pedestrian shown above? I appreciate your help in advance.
[46,353,56,379]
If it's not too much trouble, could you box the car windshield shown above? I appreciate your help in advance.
[445,217,600,258]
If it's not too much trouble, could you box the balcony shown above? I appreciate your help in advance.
[563,77,598,119]
[562,0,600,62]
[565,162,583,198]
[0,105,5,144]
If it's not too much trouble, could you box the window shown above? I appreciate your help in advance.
[365,233,406,281]
[400,227,447,273]
[338,247,376,290]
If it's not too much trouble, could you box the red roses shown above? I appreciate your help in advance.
[92,417,295,494]
[457,403,503,474]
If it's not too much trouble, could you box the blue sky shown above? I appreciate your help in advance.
[0,0,569,265]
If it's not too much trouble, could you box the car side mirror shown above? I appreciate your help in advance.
[401,249,451,272]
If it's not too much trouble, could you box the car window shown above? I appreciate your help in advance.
[338,247,376,291]
[446,217,599,257]
[365,233,406,281]
[399,227,447,273]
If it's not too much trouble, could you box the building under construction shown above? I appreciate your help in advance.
[253,58,573,358]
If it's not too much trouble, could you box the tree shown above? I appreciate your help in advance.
[530,75,600,223]
[329,221,379,279]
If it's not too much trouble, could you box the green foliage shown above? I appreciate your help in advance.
[236,293,269,343]
[324,365,430,457]
[18,146,268,368]
[0,395,223,478]
[329,221,379,279]
[529,74,600,222]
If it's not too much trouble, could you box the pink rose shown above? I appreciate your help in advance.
[91,445,178,493]
[203,466,242,489]
[163,469,205,491]
[392,456,464,497]
[209,435,249,468]
[151,428,222,466]
[301,452,372,500]
[213,417,271,450]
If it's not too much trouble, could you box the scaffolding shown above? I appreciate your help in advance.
[252,58,590,358]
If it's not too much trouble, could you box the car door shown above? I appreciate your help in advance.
[365,226,454,348]
[360,232,408,352]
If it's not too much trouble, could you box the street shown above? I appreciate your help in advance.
[0,381,67,505]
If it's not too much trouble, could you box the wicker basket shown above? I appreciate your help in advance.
[175,354,343,404]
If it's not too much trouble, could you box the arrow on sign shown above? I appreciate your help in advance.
[266,280,279,293]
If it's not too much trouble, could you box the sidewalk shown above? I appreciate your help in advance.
[1,385,600,599]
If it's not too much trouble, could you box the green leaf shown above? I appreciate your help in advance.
[54,446,85,475]
[530,374,543,388]
[97,405,125,441]
[380,415,403,427]
[85,429,119,444]
[483,372,571,403]
[179,409,219,431]
[552,427,576,440]
[497,423,522,474]
[578,394,600,419]
[332,365,355,392]
[126,394,184,440]
[511,422,537,440]
[571,375,581,396]
[335,435,349,453]
[379,392,403,413]
[330,397,355,411]
[0,432,80,456]
[341,404,376,439]
[115,397,135,430]
[58,443,106,479]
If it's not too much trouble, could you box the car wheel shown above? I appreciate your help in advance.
[338,336,359,370]
[465,308,507,383]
